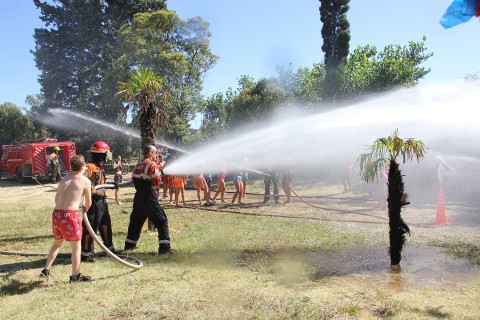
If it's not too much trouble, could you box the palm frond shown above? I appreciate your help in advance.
[358,129,427,183]
[115,66,170,146]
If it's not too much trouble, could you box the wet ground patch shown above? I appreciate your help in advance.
[310,243,480,290]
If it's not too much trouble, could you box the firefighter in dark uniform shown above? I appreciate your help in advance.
[81,141,117,262]
[263,166,280,204]
[124,145,175,254]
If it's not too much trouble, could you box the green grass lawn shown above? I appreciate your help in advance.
[1,178,479,319]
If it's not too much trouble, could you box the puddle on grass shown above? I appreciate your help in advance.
[237,244,480,291]
[307,244,480,290]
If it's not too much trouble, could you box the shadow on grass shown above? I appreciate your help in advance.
[0,259,46,296]
[0,235,52,244]
[409,306,450,319]
[424,306,450,319]
[1,256,72,275]
[1,279,44,296]
[0,255,140,294]
[1,259,46,275]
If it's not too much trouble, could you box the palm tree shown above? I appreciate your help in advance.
[358,129,427,269]
[116,66,170,148]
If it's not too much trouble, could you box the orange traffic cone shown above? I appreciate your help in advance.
[435,186,451,225]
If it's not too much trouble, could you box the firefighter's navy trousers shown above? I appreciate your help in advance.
[125,180,170,251]
[81,196,114,257]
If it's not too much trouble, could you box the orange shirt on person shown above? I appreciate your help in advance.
[84,163,106,196]
[85,163,105,184]
[173,176,187,189]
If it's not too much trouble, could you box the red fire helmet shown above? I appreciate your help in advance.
[90,141,110,153]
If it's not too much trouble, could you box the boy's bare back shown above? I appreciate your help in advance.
[55,169,92,211]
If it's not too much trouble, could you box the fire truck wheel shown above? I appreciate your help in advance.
[16,168,25,184]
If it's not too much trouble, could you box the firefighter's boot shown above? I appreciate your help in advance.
[158,243,176,255]
[81,254,95,263]
[124,242,138,251]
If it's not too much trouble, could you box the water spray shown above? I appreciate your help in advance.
[46,108,140,139]
[40,108,185,154]
[37,108,271,176]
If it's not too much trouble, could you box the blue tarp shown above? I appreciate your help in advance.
[440,0,478,28]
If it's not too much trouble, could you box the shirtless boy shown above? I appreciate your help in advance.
[41,154,93,282]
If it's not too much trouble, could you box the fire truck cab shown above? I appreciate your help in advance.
[0,138,76,183]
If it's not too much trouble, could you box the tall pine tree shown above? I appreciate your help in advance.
[319,0,350,104]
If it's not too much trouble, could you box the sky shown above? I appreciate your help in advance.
[1,0,480,116]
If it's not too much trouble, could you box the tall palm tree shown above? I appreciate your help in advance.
[358,129,427,269]
[116,66,170,148]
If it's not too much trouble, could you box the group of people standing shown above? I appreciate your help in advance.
[41,142,174,283]
[212,166,249,205]
[160,158,294,207]
[41,142,294,283]
[190,160,293,206]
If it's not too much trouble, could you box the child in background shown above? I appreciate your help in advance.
[112,155,124,205]
[167,175,175,204]
[242,157,249,198]
[156,154,166,199]
[231,172,243,204]
[162,157,174,204]
[193,173,210,206]
[174,175,187,207]
[205,173,214,205]
[212,164,227,203]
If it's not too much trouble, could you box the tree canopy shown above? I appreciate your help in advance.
[0,103,37,146]
[343,37,433,99]
[31,0,216,152]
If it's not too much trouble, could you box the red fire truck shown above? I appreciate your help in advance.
[0,138,76,183]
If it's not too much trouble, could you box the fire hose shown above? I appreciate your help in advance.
[288,187,388,222]
[0,182,143,270]
[288,186,435,228]
[79,182,142,269]
[186,187,434,228]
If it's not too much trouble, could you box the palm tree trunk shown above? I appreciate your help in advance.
[140,105,158,232]
[140,106,156,148]
[387,159,410,266]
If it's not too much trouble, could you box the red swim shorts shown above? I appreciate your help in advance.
[52,209,82,241]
